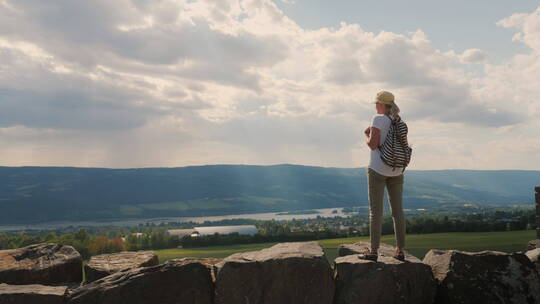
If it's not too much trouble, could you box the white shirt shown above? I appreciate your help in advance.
[368,113,404,177]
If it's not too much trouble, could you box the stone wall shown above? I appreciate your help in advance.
[1,240,539,304]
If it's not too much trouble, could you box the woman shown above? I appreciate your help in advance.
[359,90,406,261]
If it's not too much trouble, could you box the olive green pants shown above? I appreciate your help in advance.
[366,167,406,249]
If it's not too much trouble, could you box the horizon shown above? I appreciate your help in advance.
[2,163,540,172]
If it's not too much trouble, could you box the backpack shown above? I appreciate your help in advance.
[378,114,412,173]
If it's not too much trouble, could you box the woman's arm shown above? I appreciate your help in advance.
[365,126,380,150]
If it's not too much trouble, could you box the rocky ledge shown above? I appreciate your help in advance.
[0,240,539,304]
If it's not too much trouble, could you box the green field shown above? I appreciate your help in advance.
[154,230,536,263]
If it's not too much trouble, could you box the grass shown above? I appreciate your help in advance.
[155,242,282,263]
[154,230,536,264]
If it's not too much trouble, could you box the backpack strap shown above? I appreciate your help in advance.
[393,120,410,173]
[384,114,397,170]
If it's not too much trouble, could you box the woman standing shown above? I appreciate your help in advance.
[358,90,406,261]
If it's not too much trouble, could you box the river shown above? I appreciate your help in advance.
[0,207,364,232]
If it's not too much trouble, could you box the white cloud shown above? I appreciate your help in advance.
[460,48,487,63]
[497,6,540,51]
[0,0,539,169]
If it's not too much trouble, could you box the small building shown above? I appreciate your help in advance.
[193,225,258,236]
[167,225,258,237]
[167,228,199,238]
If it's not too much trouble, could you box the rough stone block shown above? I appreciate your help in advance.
[0,243,82,285]
[423,249,540,304]
[333,254,436,304]
[69,259,213,304]
[214,241,335,304]
[84,251,158,283]
[0,283,67,304]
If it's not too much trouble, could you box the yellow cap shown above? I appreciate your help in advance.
[372,91,395,105]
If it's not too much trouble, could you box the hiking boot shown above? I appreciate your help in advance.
[393,250,405,261]
[357,246,378,262]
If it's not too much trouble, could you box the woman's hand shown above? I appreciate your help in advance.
[364,126,370,136]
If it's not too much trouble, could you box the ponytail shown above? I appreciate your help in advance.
[385,103,401,121]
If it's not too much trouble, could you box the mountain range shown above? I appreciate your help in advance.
[0,164,538,224]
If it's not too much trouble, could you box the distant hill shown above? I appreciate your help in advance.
[0,164,538,224]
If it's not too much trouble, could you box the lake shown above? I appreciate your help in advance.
[0,207,361,232]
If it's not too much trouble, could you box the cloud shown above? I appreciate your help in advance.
[0,0,539,169]
[497,6,540,51]
[460,48,487,63]
[0,0,289,91]
[0,41,211,130]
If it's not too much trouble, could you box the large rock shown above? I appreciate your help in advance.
[214,241,335,304]
[526,248,540,274]
[68,258,214,304]
[528,239,540,251]
[0,243,82,285]
[333,254,436,304]
[423,249,540,304]
[0,283,68,304]
[84,251,159,283]
[337,241,421,262]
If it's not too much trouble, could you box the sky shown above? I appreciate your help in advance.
[0,0,539,170]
